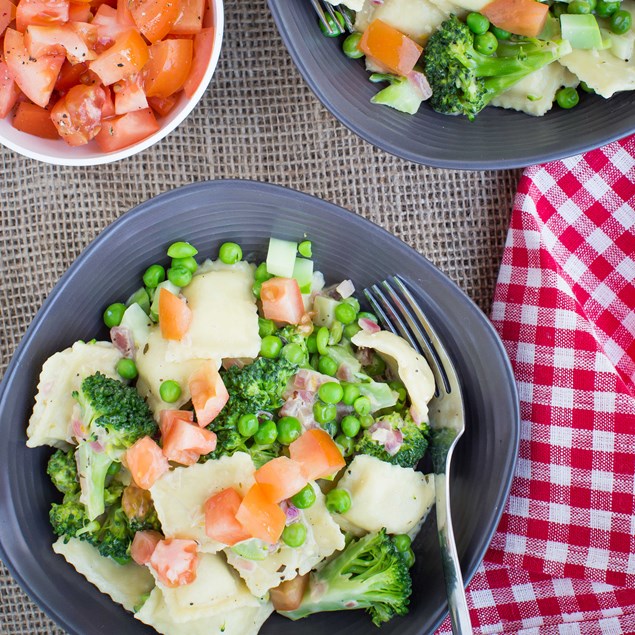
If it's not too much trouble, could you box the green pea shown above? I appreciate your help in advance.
[611,9,632,33]
[254,262,272,282]
[316,326,330,355]
[329,321,343,345]
[334,302,357,325]
[579,81,595,94]
[343,297,360,312]
[313,401,337,424]
[342,31,364,58]
[403,547,416,568]
[307,332,318,354]
[341,415,361,438]
[341,383,361,406]
[254,420,278,445]
[490,25,511,39]
[318,381,344,404]
[318,356,338,377]
[103,303,126,328]
[335,434,354,457]
[258,318,276,338]
[325,488,351,514]
[298,240,313,257]
[219,242,242,265]
[126,287,151,314]
[160,380,181,403]
[167,241,197,259]
[260,335,283,358]
[595,0,619,17]
[474,31,498,55]
[567,0,591,12]
[252,280,263,298]
[466,12,490,34]
[277,416,302,445]
[171,256,198,274]
[238,414,259,438]
[365,353,386,377]
[291,484,316,509]
[357,311,378,323]
[360,414,374,429]
[343,323,361,340]
[167,266,192,287]
[318,10,344,36]
[556,86,579,109]
[143,264,166,288]
[322,421,338,437]
[116,358,138,380]
[282,522,307,548]
[393,534,412,552]
[353,396,371,416]
[282,343,306,365]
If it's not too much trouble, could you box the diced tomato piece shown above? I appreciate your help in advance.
[147,93,177,117]
[0,56,20,118]
[94,106,158,151]
[131,530,162,565]
[182,25,212,98]
[0,0,16,37]
[89,28,148,85]
[12,101,58,138]
[359,19,422,77]
[162,417,217,465]
[270,574,310,612]
[260,277,305,325]
[129,0,180,43]
[125,436,170,490]
[115,0,132,26]
[254,457,307,504]
[51,83,104,145]
[3,28,64,107]
[114,73,147,114]
[158,287,191,340]
[289,429,346,480]
[144,38,192,98]
[25,23,97,65]
[236,484,286,544]
[149,538,198,588]
[189,360,229,428]
[481,0,548,37]
[159,408,194,435]
[16,0,69,31]
[170,0,203,35]
[55,60,86,92]
[204,487,252,546]
[68,1,90,20]
[100,84,114,116]
[92,3,127,45]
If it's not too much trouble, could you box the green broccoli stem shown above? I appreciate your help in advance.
[77,442,115,521]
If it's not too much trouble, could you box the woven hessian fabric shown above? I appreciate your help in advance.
[436,135,635,634]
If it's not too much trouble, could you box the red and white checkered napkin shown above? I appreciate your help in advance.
[437,136,635,634]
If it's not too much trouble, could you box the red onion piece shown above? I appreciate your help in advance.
[110,326,135,359]
[280,501,301,525]
[407,70,433,102]
[358,318,380,334]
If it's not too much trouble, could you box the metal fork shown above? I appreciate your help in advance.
[310,0,354,35]
[363,275,473,635]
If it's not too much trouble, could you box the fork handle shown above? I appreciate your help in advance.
[435,473,473,635]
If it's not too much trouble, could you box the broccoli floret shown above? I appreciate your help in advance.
[50,492,100,543]
[72,372,158,520]
[47,449,80,494]
[424,15,573,120]
[280,529,412,626]
[204,429,281,469]
[355,411,428,468]
[277,326,310,366]
[97,504,134,564]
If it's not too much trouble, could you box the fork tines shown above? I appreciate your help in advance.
[310,0,355,36]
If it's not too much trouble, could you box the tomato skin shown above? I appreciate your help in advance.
[68,1,91,21]
[260,278,305,325]
[125,435,170,490]
[359,19,422,77]
[51,83,105,145]
[188,360,229,427]
[0,56,20,118]
[4,28,64,107]
[147,92,177,117]
[89,28,148,86]
[170,0,203,35]
[289,429,346,480]
[236,484,286,544]
[0,0,16,37]
[254,456,308,504]
[16,0,69,31]
[129,0,180,43]
[182,25,212,98]
[158,286,191,340]
[149,538,199,588]
[12,101,59,138]
[94,106,158,151]
[204,487,252,546]
[481,0,549,37]
[131,530,162,565]
[144,38,192,98]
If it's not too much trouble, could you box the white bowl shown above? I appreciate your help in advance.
[0,0,224,166]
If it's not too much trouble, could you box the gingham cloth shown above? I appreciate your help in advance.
[438,136,635,634]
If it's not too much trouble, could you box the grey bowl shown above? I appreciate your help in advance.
[0,180,519,634]
[267,0,635,169]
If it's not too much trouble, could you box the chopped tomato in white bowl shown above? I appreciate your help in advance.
[0,0,223,164]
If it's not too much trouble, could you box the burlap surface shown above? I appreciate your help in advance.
[0,0,521,631]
